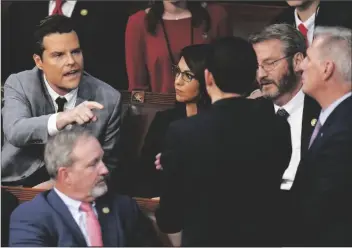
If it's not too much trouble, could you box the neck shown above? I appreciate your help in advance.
[273,82,302,107]
[185,102,197,117]
[211,92,242,104]
[315,84,351,110]
[296,0,320,22]
[163,1,187,15]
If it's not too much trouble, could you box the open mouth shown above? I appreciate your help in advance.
[63,69,80,78]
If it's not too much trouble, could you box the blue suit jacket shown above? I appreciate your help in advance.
[9,190,160,247]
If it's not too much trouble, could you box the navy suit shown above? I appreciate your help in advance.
[9,190,160,247]
[291,96,352,246]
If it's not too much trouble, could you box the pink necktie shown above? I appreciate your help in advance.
[298,23,309,47]
[80,202,104,247]
[52,0,64,15]
[308,120,322,148]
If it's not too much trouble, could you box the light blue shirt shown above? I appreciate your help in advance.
[319,92,351,126]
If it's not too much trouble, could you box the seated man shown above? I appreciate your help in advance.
[9,129,160,247]
[1,15,121,187]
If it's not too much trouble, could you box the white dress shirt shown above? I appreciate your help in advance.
[294,8,317,46]
[54,187,97,246]
[44,74,78,136]
[274,90,305,190]
[319,92,352,126]
[49,0,77,17]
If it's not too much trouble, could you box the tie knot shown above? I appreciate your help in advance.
[80,202,94,213]
[55,97,67,112]
[298,23,308,36]
[276,108,290,119]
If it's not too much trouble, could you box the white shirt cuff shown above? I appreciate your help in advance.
[48,113,59,136]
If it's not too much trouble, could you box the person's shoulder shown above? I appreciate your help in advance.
[10,192,50,220]
[128,9,147,25]
[81,72,121,100]
[4,67,40,88]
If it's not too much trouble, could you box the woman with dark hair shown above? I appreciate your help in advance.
[135,44,211,197]
[125,1,231,93]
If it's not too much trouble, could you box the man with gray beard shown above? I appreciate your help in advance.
[9,129,160,247]
[248,24,321,244]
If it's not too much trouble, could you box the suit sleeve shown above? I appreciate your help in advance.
[2,74,51,147]
[125,13,149,91]
[155,122,185,233]
[9,205,50,247]
[102,91,122,171]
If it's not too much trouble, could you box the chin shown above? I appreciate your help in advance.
[91,182,108,198]
[286,0,306,7]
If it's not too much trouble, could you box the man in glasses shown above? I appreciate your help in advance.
[248,23,321,244]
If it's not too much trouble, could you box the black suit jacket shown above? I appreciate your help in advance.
[2,1,129,89]
[290,96,352,246]
[155,97,291,246]
[272,1,352,30]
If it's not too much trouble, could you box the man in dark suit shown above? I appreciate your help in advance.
[155,37,291,246]
[1,15,121,187]
[249,24,321,192]
[271,0,352,46]
[9,129,160,247]
[1,0,130,89]
[290,26,352,246]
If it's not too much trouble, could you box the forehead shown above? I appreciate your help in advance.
[42,31,80,52]
[253,39,285,61]
[72,136,103,163]
[178,56,191,71]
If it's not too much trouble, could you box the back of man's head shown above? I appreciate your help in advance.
[206,36,258,95]
[34,15,76,58]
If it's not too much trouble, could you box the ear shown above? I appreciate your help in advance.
[204,69,214,87]
[322,60,334,81]
[292,52,305,73]
[33,54,44,70]
[57,167,71,185]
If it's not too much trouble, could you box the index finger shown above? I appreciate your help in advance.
[84,101,104,110]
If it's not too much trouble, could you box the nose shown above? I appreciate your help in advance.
[257,66,268,82]
[99,161,109,176]
[175,74,184,86]
[66,53,75,65]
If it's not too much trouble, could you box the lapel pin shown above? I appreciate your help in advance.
[311,118,317,127]
[102,207,110,214]
[202,32,208,40]
[80,9,88,16]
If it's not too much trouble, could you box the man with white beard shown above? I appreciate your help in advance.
[9,129,160,247]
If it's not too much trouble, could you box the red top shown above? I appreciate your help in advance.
[125,4,232,93]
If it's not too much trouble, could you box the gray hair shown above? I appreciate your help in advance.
[248,23,307,60]
[44,128,91,179]
[313,26,352,82]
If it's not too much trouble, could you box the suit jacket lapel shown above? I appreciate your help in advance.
[96,195,123,246]
[46,190,87,247]
[35,67,56,115]
[75,73,94,106]
[300,95,321,156]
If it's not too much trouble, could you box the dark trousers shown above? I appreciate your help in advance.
[1,166,50,187]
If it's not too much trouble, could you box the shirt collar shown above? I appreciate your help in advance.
[43,73,78,104]
[319,92,352,125]
[54,187,96,212]
[274,89,305,116]
[294,8,316,31]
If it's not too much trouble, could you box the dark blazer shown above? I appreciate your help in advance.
[155,97,291,246]
[1,67,121,185]
[1,189,19,247]
[1,1,130,89]
[9,189,160,247]
[135,105,186,198]
[271,1,352,30]
[291,96,352,246]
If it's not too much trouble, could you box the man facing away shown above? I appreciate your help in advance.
[291,26,352,246]
[155,37,291,246]
[2,15,121,187]
[9,129,161,247]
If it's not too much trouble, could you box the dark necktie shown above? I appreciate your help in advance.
[276,108,290,120]
[52,0,64,15]
[55,97,67,112]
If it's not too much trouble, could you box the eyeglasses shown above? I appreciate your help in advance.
[172,64,196,83]
[258,54,294,72]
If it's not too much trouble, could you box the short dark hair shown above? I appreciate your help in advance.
[33,15,77,58]
[180,44,211,108]
[206,36,258,95]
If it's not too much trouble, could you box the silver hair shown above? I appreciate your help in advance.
[44,128,91,179]
[313,26,352,82]
[248,23,307,60]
